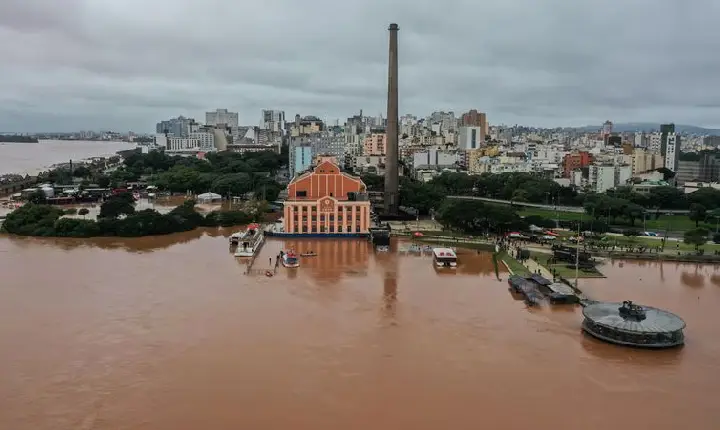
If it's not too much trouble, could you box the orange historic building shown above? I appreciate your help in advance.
[283,161,372,235]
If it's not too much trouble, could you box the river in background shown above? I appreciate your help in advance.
[0,140,136,176]
[0,234,718,430]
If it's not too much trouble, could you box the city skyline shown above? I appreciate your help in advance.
[1,0,719,132]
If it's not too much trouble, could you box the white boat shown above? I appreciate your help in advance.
[432,247,457,268]
[282,250,300,268]
[233,223,265,257]
[229,231,243,245]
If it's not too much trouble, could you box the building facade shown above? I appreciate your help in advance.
[291,144,313,178]
[205,109,239,128]
[261,110,285,133]
[156,116,195,137]
[458,126,485,150]
[362,133,387,156]
[562,151,592,177]
[461,109,488,135]
[663,132,680,172]
[283,161,371,235]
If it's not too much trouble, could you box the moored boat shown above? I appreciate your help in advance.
[300,251,317,257]
[229,231,243,245]
[432,247,457,268]
[233,223,265,257]
[282,250,300,268]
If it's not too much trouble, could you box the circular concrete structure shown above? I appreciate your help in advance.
[582,301,686,348]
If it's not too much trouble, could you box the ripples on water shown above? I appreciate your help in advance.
[0,233,718,430]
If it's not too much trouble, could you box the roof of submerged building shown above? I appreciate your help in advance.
[582,301,686,334]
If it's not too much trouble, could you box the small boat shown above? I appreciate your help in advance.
[282,250,300,268]
[376,245,389,252]
[300,251,317,257]
[265,270,274,277]
[432,247,457,268]
[229,231,243,245]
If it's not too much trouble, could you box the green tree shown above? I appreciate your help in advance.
[72,166,91,178]
[210,173,252,196]
[400,181,446,215]
[623,203,645,227]
[684,228,709,251]
[648,186,686,209]
[688,187,720,210]
[1,204,63,236]
[96,175,111,188]
[99,194,136,219]
[360,173,384,191]
[689,203,707,227]
[27,189,47,205]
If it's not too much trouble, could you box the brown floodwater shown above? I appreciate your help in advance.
[1,234,719,430]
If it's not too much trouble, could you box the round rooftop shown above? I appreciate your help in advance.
[582,301,686,348]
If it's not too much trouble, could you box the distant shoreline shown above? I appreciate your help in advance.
[0,139,136,177]
[0,136,39,143]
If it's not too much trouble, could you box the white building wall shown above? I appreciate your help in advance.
[206,109,239,127]
[664,133,679,171]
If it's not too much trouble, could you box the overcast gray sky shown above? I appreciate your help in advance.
[1,0,719,133]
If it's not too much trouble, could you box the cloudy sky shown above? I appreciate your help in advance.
[1,0,719,132]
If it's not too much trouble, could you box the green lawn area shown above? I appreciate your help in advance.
[529,251,605,279]
[607,236,720,253]
[518,207,718,233]
[499,252,530,276]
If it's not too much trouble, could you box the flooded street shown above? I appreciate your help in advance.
[0,234,718,430]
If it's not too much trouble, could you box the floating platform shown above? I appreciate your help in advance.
[582,300,686,348]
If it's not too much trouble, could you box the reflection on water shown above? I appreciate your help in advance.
[1,234,719,430]
[4,227,241,253]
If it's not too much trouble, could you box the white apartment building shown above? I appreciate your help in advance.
[589,164,632,193]
[412,149,460,170]
[189,130,215,150]
[649,133,662,153]
[664,133,679,171]
[458,126,485,150]
[206,109,239,127]
[589,165,616,193]
[156,134,202,153]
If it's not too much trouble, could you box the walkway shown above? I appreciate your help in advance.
[524,257,554,279]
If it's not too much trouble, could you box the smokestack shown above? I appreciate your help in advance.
[384,23,400,216]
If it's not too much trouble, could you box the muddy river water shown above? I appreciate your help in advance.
[0,232,718,430]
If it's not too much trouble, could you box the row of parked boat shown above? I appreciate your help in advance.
[507,274,578,306]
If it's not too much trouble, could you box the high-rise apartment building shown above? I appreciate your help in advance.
[660,124,680,172]
[261,110,285,133]
[458,126,485,150]
[461,110,488,136]
[562,151,593,177]
[362,133,387,156]
[156,116,195,137]
[206,109,239,128]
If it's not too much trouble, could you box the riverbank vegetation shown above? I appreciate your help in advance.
[2,149,286,238]
[1,196,258,238]
[0,135,39,143]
